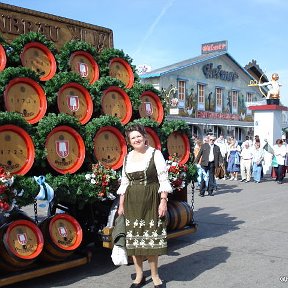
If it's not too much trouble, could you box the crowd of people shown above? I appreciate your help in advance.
[193,133,288,197]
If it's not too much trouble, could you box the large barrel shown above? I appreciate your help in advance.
[20,42,57,81]
[57,82,93,124]
[101,86,132,125]
[166,201,193,231]
[0,124,35,175]
[93,125,127,170]
[145,127,161,150]
[109,57,134,88]
[4,77,47,124]
[166,132,190,165]
[0,219,44,271]
[139,91,164,124]
[0,43,7,71]
[45,125,86,174]
[69,50,100,84]
[38,214,83,262]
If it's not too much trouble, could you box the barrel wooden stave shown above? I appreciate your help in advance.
[166,201,193,231]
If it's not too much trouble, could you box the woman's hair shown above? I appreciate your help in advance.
[124,124,147,144]
[276,139,283,145]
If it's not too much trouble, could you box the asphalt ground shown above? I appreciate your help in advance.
[3,175,288,288]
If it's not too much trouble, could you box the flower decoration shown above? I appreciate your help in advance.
[166,154,188,191]
[85,162,120,200]
[0,167,16,213]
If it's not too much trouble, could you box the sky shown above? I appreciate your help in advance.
[1,0,288,106]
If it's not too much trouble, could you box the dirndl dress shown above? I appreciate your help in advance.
[123,150,167,256]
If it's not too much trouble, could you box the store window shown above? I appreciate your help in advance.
[246,92,253,115]
[231,90,238,114]
[215,87,223,113]
[197,83,205,111]
[177,80,186,108]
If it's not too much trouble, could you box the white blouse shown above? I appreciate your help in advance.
[117,146,173,195]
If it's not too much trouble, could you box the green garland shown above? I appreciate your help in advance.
[0,67,41,109]
[97,48,140,83]
[34,113,84,167]
[56,40,99,72]
[13,175,39,207]
[7,32,57,67]
[84,115,124,159]
[0,111,35,134]
[161,119,192,138]
[44,71,92,112]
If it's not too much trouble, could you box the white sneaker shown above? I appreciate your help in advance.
[229,177,234,180]
[234,178,238,180]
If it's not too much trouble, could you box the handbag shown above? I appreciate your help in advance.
[111,245,128,265]
[215,165,224,179]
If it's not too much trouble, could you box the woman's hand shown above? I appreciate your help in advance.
[118,204,124,215]
[158,199,167,218]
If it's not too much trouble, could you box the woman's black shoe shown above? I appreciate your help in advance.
[129,276,146,288]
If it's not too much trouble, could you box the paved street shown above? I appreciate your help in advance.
[4,176,288,288]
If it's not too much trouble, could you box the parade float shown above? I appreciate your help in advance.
[0,3,197,286]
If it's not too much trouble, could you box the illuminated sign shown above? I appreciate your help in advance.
[201,40,228,54]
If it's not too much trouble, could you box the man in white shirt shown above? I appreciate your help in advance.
[240,141,253,182]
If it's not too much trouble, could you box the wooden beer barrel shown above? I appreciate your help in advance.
[101,86,132,125]
[45,125,85,174]
[145,127,161,150]
[57,82,93,124]
[0,219,44,271]
[38,214,83,262]
[139,91,164,124]
[20,42,57,81]
[109,57,134,88]
[0,43,7,71]
[69,51,100,84]
[93,126,127,170]
[166,201,193,231]
[0,124,35,175]
[167,132,190,165]
[4,77,47,124]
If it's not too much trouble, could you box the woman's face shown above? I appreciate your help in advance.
[128,130,146,150]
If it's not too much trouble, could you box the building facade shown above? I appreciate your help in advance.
[140,46,267,143]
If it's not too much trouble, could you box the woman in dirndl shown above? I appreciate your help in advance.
[117,124,173,288]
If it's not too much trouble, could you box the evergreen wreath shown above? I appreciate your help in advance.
[56,40,99,72]
[0,67,41,110]
[7,32,57,67]
[97,48,140,83]
[44,71,92,112]
[33,113,84,167]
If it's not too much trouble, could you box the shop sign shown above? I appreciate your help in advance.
[201,40,228,54]
[196,110,241,121]
[202,63,239,82]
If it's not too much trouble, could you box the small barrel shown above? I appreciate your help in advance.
[45,125,85,174]
[93,125,127,170]
[109,57,134,88]
[166,201,193,231]
[57,82,93,124]
[139,91,164,124]
[0,124,35,175]
[101,86,132,125]
[4,77,47,124]
[69,50,100,84]
[167,132,190,165]
[0,43,7,71]
[145,127,161,150]
[38,213,83,262]
[20,41,57,81]
[0,219,44,271]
